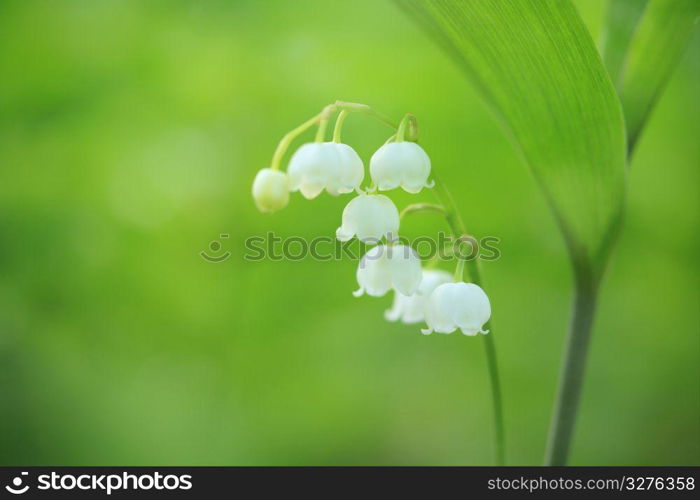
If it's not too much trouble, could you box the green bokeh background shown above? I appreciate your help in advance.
[1,0,698,465]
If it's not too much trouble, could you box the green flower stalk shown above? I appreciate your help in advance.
[252,101,506,465]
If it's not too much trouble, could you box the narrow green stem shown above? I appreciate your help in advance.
[545,273,598,465]
[271,101,503,465]
[270,101,398,170]
[397,117,408,141]
[482,329,505,465]
[315,121,328,142]
[453,258,465,281]
[403,175,505,465]
[315,104,334,143]
[407,114,419,141]
[400,202,448,220]
[270,113,324,170]
[431,175,506,466]
[335,101,397,130]
[396,113,419,141]
[332,110,349,143]
[464,263,505,466]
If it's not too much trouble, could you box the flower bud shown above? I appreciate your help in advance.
[354,244,422,297]
[252,168,289,213]
[422,282,491,336]
[369,141,434,193]
[385,269,453,324]
[288,142,364,199]
[336,194,399,243]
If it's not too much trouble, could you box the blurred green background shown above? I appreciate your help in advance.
[0,0,698,465]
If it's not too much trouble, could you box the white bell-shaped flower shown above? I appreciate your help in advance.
[422,282,491,336]
[385,269,453,324]
[354,244,422,298]
[288,142,364,199]
[369,141,434,193]
[252,168,290,213]
[336,194,400,243]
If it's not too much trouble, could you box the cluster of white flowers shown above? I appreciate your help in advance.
[252,105,491,336]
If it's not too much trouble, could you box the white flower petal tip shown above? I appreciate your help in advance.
[336,194,400,242]
[369,141,433,194]
[335,226,352,242]
[252,168,290,213]
[353,288,365,298]
[460,328,480,336]
[422,282,491,338]
[384,308,400,322]
[420,328,433,335]
[385,269,453,324]
[355,244,422,298]
[287,142,364,199]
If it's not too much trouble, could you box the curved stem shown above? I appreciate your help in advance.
[545,272,598,465]
[402,175,505,465]
[453,258,465,281]
[315,104,334,143]
[431,175,506,466]
[465,264,505,466]
[407,114,419,141]
[270,101,504,465]
[270,113,324,170]
[483,330,505,465]
[400,202,448,220]
[397,116,408,141]
[397,113,419,141]
[315,120,328,142]
[335,101,397,130]
[270,101,399,170]
[332,110,349,143]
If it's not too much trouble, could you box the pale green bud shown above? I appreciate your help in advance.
[252,168,289,213]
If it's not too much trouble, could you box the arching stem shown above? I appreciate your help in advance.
[270,113,325,170]
[397,113,419,141]
[403,177,506,465]
[333,110,349,143]
[400,202,448,220]
[270,101,400,170]
[270,103,505,465]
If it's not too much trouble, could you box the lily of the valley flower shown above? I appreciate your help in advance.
[421,282,491,336]
[385,269,453,324]
[369,141,434,193]
[288,142,364,199]
[252,168,290,213]
[336,194,400,242]
[354,244,422,298]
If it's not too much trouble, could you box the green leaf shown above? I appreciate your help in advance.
[397,0,626,277]
[614,0,700,151]
[600,0,649,87]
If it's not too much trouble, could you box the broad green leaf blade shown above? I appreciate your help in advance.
[601,0,649,87]
[617,0,700,151]
[397,0,626,275]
